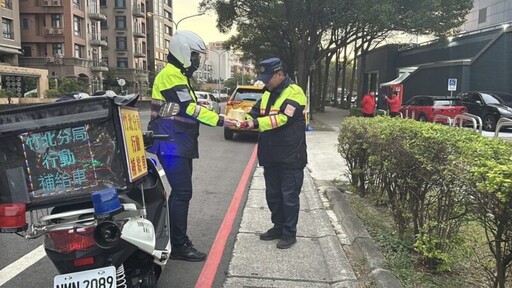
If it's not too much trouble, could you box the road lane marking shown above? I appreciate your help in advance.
[0,245,46,287]
[195,144,258,288]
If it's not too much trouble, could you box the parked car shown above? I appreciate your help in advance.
[400,95,467,123]
[224,84,265,140]
[92,90,117,97]
[23,88,38,97]
[55,91,90,102]
[195,91,221,113]
[457,91,512,131]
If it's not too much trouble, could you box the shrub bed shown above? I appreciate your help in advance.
[338,116,512,287]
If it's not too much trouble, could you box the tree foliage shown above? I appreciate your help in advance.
[200,0,473,108]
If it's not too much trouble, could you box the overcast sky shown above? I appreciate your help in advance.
[173,0,235,44]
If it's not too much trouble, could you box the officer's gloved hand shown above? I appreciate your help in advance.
[220,114,237,127]
[237,120,254,129]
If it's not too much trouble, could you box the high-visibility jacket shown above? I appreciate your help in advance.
[147,63,224,158]
[246,78,307,168]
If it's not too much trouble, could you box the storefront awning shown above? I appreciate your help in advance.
[0,46,23,55]
[380,72,410,87]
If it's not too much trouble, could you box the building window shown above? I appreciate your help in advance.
[2,18,13,39]
[73,16,82,36]
[53,43,63,56]
[99,0,106,6]
[74,44,83,58]
[165,0,171,7]
[0,0,13,10]
[22,19,29,29]
[51,14,62,28]
[100,19,107,29]
[478,8,487,24]
[165,11,172,19]
[102,57,108,66]
[116,37,127,49]
[117,57,128,68]
[115,0,125,8]
[22,46,32,56]
[72,0,80,9]
[165,25,172,35]
[115,16,126,29]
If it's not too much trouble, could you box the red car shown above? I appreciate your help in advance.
[400,95,467,123]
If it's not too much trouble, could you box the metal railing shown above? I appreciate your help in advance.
[453,113,482,134]
[404,109,415,119]
[433,114,454,126]
[494,117,512,138]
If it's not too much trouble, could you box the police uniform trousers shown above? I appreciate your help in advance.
[158,155,193,247]
[263,166,304,237]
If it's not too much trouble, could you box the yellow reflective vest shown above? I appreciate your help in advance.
[246,78,307,168]
[148,63,223,158]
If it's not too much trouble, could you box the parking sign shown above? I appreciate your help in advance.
[448,78,457,91]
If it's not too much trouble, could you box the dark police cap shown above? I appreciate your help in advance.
[256,57,284,83]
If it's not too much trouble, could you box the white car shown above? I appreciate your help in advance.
[195,91,221,113]
[23,88,38,97]
[92,90,117,96]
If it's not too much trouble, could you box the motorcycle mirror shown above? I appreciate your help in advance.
[159,102,180,118]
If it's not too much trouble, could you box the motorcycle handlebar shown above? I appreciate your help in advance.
[142,131,170,141]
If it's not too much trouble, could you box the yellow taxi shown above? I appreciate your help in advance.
[224,83,265,140]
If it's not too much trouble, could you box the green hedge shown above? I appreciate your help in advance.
[338,116,512,285]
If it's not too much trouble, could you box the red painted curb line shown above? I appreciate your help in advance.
[195,144,258,288]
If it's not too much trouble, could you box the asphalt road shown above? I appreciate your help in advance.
[0,105,258,288]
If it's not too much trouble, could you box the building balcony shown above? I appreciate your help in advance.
[133,30,145,38]
[135,69,149,79]
[91,65,109,72]
[18,57,46,66]
[88,11,107,21]
[91,60,108,72]
[90,35,108,47]
[134,50,146,58]
[133,5,145,18]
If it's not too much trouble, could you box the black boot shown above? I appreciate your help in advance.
[259,227,282,241]
[170,240,207,262]
[276,235,296,249]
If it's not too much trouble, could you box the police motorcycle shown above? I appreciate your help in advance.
[0,95,180,287]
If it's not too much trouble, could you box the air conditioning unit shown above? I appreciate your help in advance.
[52,0,62,6]
[53,28,63,35]
[54,59,62,65]
[46,56,54,63]
[44,28,53,35]
[42,0,51,6]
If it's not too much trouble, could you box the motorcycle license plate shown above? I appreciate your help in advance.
[54,266,116,288]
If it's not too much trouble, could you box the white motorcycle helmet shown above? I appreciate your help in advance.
[168,30,206,69]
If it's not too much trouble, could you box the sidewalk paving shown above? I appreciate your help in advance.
[223,106,402,287]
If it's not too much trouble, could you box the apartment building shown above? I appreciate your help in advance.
[146,0,173,77]
[17,0,106,93]
[99,0,149,95]
[0,0,22,65]
[14,0,166,95]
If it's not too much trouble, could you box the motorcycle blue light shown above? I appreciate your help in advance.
[91,188,122,218]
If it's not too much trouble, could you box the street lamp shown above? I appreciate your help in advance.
[146,12,205,30]
[210,50,229,96]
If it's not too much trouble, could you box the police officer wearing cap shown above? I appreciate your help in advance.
[239,57,307,249]
[148,30,236,261]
